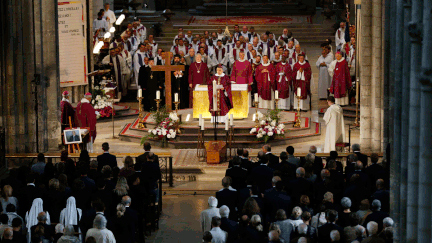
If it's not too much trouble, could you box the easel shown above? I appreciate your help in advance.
[66,116,81,154]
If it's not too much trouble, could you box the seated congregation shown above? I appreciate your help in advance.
[0,142,161,243]
[201,145,392,243]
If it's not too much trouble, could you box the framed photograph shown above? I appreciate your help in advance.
[64,129,82,144]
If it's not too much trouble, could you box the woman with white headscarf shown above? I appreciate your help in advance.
[57,225,80,243]
[25,198,51,242]
[59,197,82,241]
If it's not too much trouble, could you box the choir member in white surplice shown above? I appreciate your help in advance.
[316,47,334,99]
[93,12,108,38]
[335,22,346,52]
[103,3,116,29]
[323,96,346,152]
[102,48,128,97]
[133,44,148,87]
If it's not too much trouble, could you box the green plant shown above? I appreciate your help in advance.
[266,108,282,123]
[150,105,170,126]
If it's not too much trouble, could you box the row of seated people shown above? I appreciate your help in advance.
[0,142,162,243]
[200,145,392,243]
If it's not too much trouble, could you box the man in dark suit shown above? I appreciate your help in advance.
[79,163,97,192]
[216,177,238,221]
[308,146,324,176]
[317,210,344,243]
[363,199,389,232]
[30,212,54,242]
[136,142,160,168]
[226,158,248,190]
[237,178,254,215]
[97,142,118,171]
[241,150,252,172]
[220,206,239,243]
[365,153,385,192]
[122,196,139,243]
[228,148,244,168]
[343,174,368,212]
[327,151,343,173]
[347,161,370,190]
[344,154,358,179]
[19,173,45,216]
[80,199,114,238]
[88,160,102,182]
[274,152,297,183]
[141,152,162,202]
[288,167,313,205]
[250,151,274,193]
[263,145,279,169]
[371,179,390,213]
[93,180,113,217]
[286,146,300,167]
[263,181,292,223]
[352,143,368,168]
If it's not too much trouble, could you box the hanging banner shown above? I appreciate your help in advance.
[58,1,87,87]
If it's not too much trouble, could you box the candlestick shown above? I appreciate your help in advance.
[156,90,160,100]
[137,97,145,128]
[297,87,301,97]
[174,93,178,102]
[254,101,260,129]
[173,101,180,114]
[275,90,279,100]
[230,114,234,126]
[293,94,302,128]
[138,89,142,98]
[154,99,161,112]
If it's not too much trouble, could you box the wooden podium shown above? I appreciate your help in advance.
[205,141,227,164]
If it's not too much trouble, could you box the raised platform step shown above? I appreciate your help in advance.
[318,105,360,120]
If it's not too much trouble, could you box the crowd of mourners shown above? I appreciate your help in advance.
[201,144,392,243]
[0,142,161,243]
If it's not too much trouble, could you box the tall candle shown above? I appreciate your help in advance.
[212,80,217,111]
[252,113,256,121]
[174,93,178,102]
[230,114,234,126]
[201,119,205,130]
[275,90,279,100]
[254,93,259,103]
[156,90,160,100]
[138,89,142,98]
[297,87,301,97]
[199,114,202,127]
[225,120,229,131]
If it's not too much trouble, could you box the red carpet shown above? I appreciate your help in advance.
[188,16,312,25]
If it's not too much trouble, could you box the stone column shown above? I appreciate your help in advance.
[360,0,372,151]
[406,0,423,241]
[371,0,382,152]
[417,0,432,241]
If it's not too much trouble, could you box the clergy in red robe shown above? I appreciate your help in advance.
[328,51,352,106]
[207,65,233,123]
[188,53,210,108]
[60,91,75,144]
[255,55,276,109]
[75,93,97,143]
[292,54,312,111]
[275,56,292,110]
[231,51,253,106]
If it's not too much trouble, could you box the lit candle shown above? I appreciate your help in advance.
[225,120,229,131]
[138,89,142,98]
[252,113,256,121]
[230,114,234,126]
[275,90,279,100]
[174,93,178,102]
[254,93,259,103]
[297,87,301,97]
[156,90,160,100]
[201,119,205,130]
[199,114,202,127]
[212,80,217,111]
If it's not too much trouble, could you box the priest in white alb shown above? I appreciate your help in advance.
[323,96,346,152]
[316,47,334,99]
[103,3,116,29]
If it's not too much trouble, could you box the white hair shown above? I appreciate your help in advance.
[292,206,303,219]
[341,197,352,209]
[268,230,279,241]
[55,224,64,234]
[383,217,394,227]
[93,215,107,229]
[330,230,340,241]
[371,199,381,211]
[195,53,202,59]
[367,221,379,236]
[355,225,366,238]
[298,237,308,243]
[64,225,75,236]
[298,223,308,235]
[219,205,230,218]
[208,196,218,207]
[309,146,317,154]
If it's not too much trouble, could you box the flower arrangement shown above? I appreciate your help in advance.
[91,86,114,119]
[250,111,285,143]
[141,109,180,147]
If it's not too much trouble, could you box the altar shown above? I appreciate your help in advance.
[193,84,249,119]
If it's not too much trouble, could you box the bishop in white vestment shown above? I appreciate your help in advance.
[323,96,346,152]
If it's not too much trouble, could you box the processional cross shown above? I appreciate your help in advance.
[151,52,185,111]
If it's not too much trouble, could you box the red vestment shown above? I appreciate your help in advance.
[188,61,210,108]
[207,75,233,116]
[292,61,312,100]
[275,62,292,99]
[255,63,276,101]
[75,99,97,141]
[231,59,253,92]
[329,59,351,98]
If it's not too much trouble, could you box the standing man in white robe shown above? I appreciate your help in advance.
[93,12,108,38]
[102,48,128,97]
[133,44,147,87]
[316,47,334,99]
[103,3,116,29]
[335,22,346,52]
[323,96,346,152]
